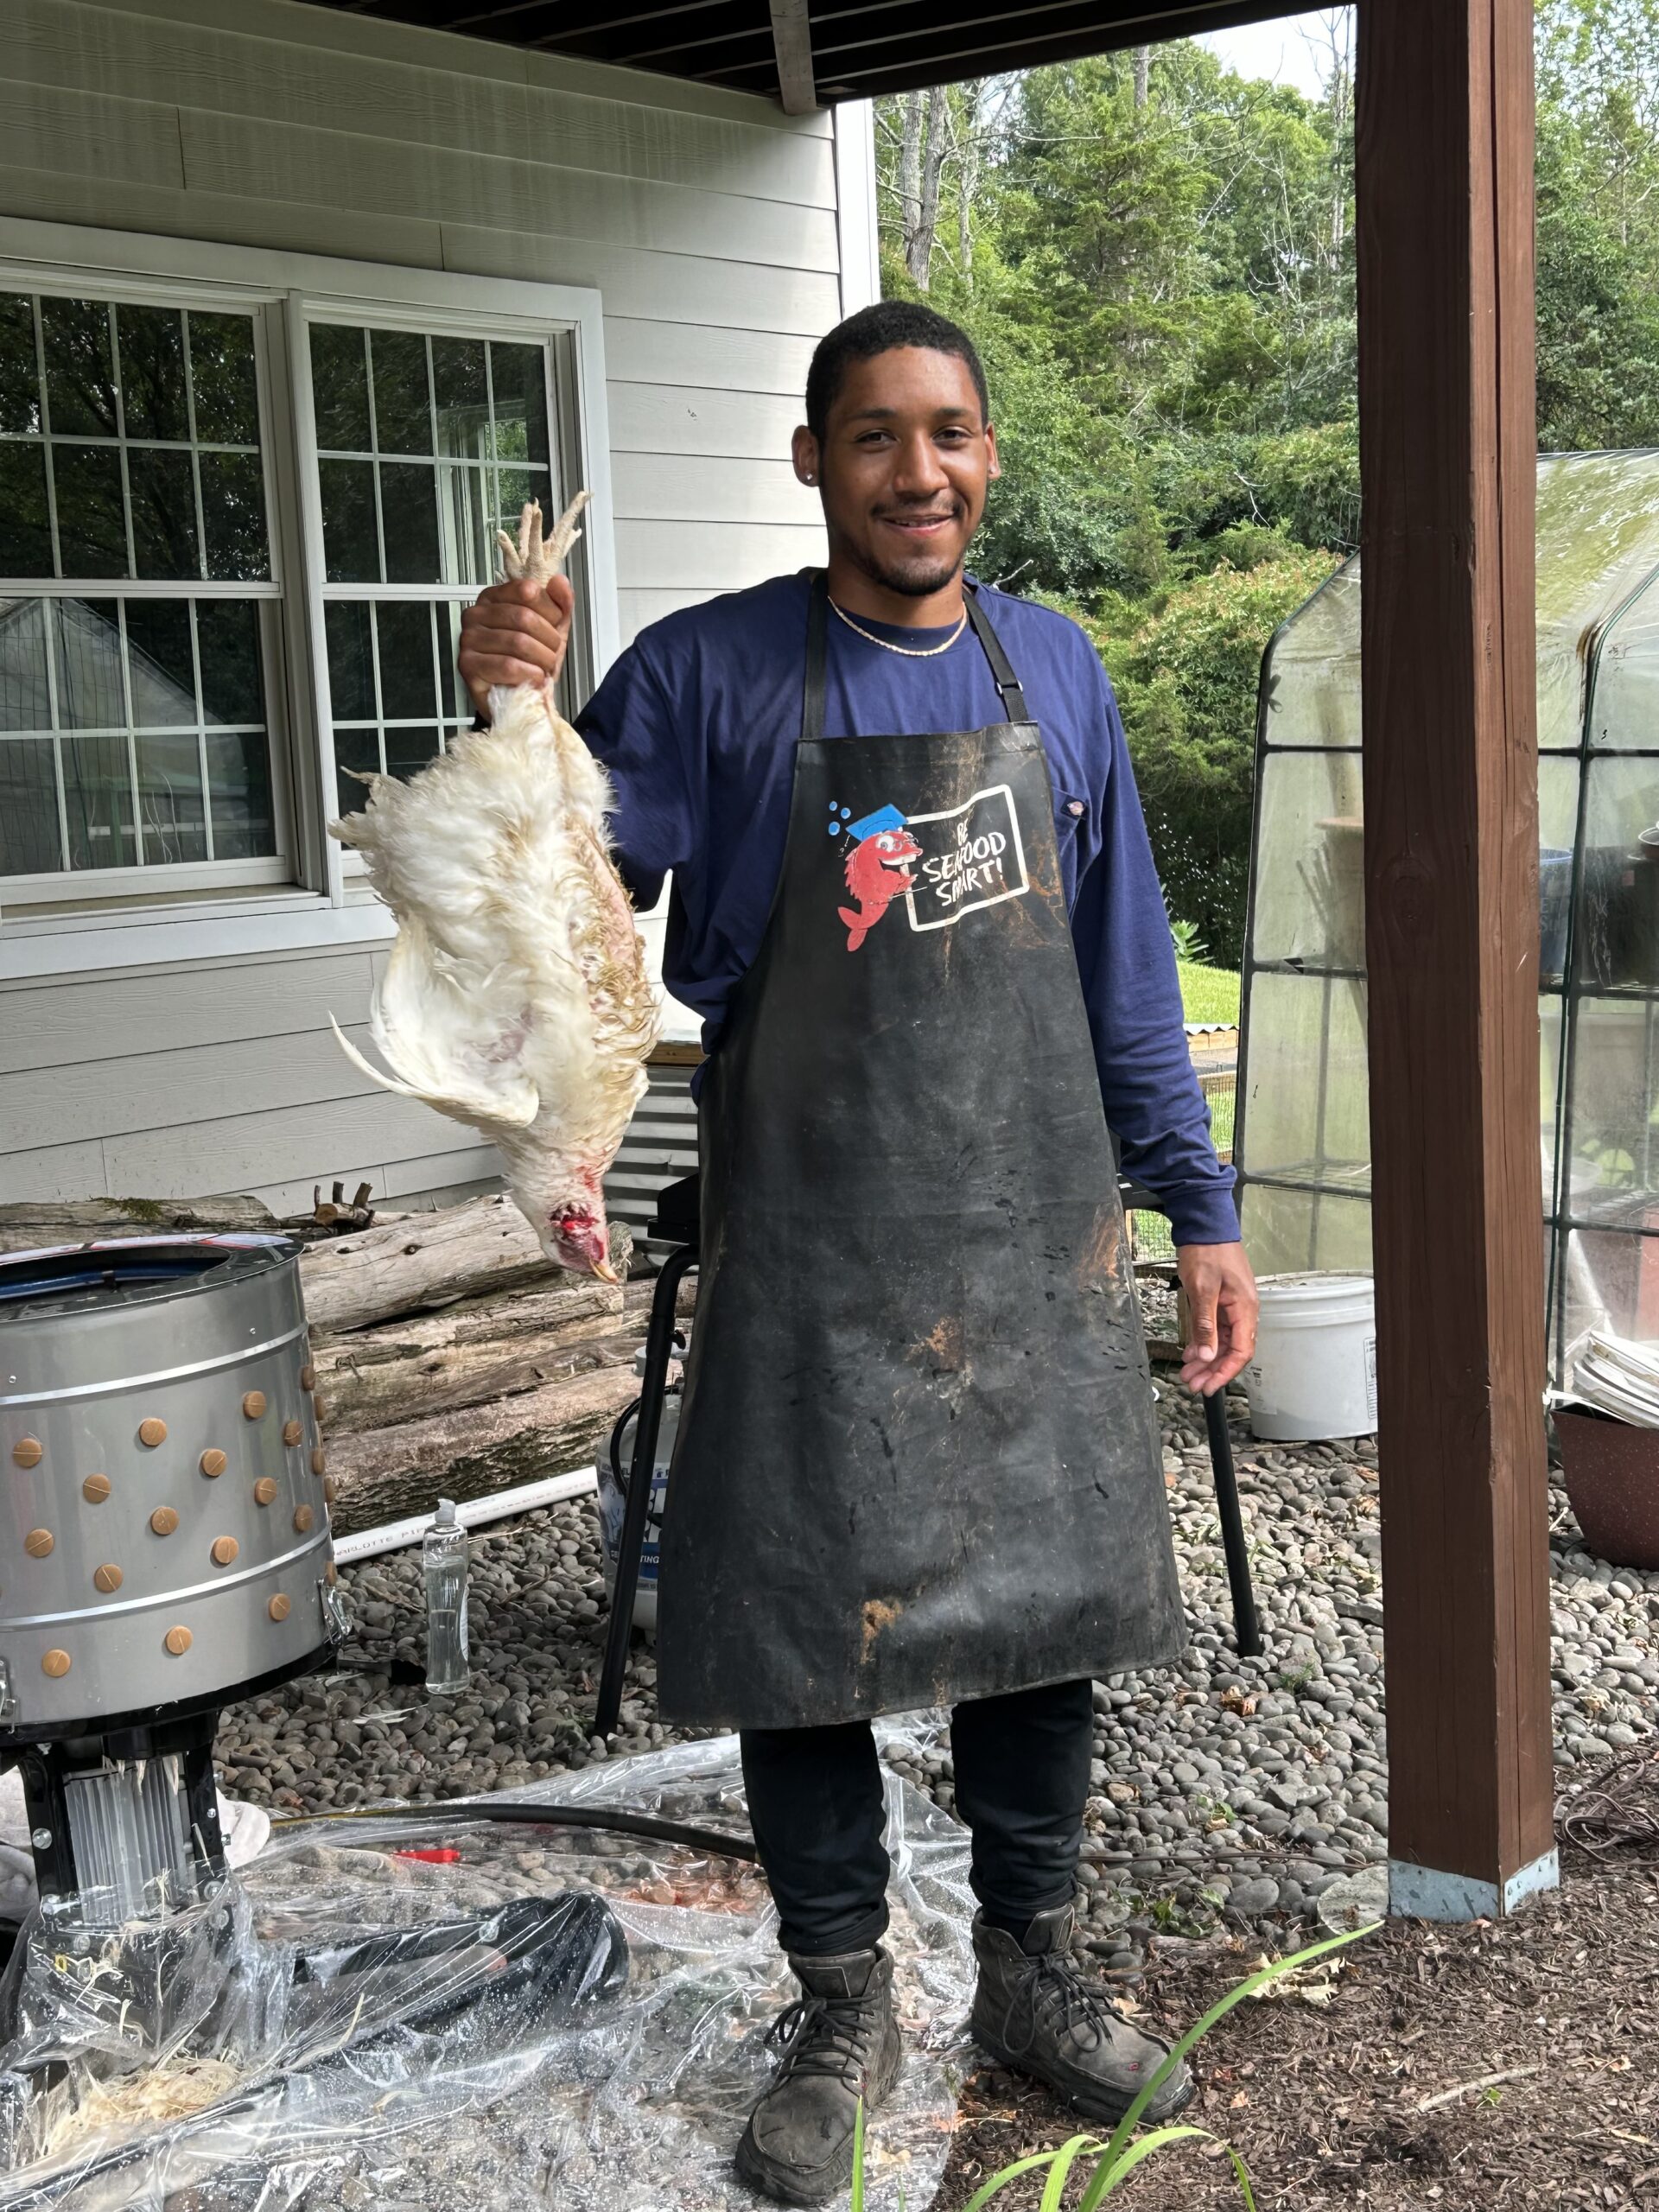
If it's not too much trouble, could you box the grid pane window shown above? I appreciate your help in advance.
[313,321,562,823]
[0,285,280,886]
[0,262,589,906]
[326,598,472,817]
[0,293,270,584]
[0,593,274,874]
[309,322,551,588]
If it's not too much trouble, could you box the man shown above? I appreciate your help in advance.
[460,300,1257,2207]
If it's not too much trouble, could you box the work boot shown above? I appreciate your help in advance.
[734,1946,904,2206]
[970,1903,1193,2124]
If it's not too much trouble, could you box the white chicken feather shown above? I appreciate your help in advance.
[329,494,659,1281]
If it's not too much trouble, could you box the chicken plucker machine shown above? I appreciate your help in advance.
[0,1236,346,1925]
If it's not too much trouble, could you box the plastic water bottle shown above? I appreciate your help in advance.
[423,1498,470,1696]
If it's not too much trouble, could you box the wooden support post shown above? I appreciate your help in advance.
[1356,0,1557,1918]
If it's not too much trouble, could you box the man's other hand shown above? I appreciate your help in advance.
[458,574,574,715]
[1175,1243,1258,1397]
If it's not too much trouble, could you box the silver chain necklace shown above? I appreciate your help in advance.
[829,596,968,658]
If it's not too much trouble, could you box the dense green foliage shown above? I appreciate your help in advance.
[877,3,1659,962]
[1537,1,1659,447]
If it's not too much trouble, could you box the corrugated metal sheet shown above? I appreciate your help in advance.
[605,1059,699,1246]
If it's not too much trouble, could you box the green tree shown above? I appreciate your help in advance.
[992,53,1213,417]
[1536,201,1659,447]
[1537,0,1659,264]
[971,314,1166,601]
[1535,0,1659,445]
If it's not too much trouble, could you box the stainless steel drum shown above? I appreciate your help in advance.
[0,1234,339,1742]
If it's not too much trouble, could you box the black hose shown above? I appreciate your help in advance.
[270,1797,759,1863]
[607,1396,643,1500]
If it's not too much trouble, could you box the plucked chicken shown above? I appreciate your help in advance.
[329,494,658,1280]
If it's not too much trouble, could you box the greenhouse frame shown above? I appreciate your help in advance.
[1236,450,1659,1393]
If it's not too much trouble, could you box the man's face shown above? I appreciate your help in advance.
[797,347,999,599]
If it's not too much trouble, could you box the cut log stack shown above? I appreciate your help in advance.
[302,1195,684,1533]
[0,1192,692,1535]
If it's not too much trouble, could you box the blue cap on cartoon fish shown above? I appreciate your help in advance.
[845,804,908,842]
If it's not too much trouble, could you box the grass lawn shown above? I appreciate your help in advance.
[1179,961,1240,1027]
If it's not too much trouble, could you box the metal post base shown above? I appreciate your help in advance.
[1389,1847,1560,1922]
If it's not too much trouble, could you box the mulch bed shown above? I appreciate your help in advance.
[933,1825,1659,2209]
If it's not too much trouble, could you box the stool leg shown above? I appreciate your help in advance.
[596,1245,697,1738]
[1205,1386,1263,1658]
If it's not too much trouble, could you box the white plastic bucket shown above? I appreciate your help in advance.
[1243,1272,1377,1440]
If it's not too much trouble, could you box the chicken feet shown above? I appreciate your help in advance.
[499,492,591,588]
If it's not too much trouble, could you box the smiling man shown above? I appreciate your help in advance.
[460,300,1257,2206]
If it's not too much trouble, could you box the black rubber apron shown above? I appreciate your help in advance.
[656,576,1185,1730]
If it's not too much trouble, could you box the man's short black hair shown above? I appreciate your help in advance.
[804,301,990,444]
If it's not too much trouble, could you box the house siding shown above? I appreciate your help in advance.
[0,0,857,1213]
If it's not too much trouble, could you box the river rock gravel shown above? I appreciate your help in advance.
[216,1382,1658,1973]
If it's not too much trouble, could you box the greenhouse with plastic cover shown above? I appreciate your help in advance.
[1236,449,1659,1408]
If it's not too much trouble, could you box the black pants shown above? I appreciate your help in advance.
[740,1677,1093,1957]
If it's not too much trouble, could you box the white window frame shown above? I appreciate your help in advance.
[290,294,596,889]
[0,218,616,984]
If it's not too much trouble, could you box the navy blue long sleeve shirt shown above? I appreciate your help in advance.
[577,571,1239,1247]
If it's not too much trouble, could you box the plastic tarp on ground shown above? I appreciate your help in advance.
[0,1730,975,2211]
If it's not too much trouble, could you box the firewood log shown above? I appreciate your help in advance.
[327,1365,641,1533]
[312,1274,695,1434]
[316,1313,632,1433]
[297,1192,631,1334]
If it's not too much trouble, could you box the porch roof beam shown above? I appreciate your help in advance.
[324,0,1296,105]
[769,0,818,112]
